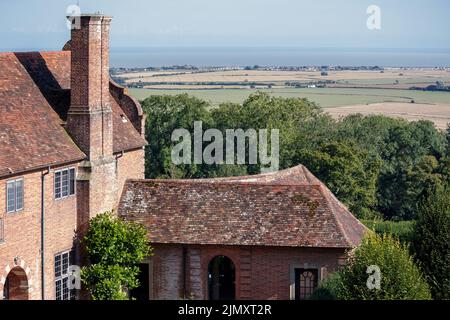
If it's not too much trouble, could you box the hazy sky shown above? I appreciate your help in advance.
[1,0,449,51]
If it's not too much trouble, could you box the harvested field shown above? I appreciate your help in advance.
[325,102,450,130]
[120,68,450,88]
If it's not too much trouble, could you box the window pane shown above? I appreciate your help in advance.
[55,172,61,199]
[62,277,69,300]
[56,279,62,300]
[62,252,69,276]
[55,251,76,300]
[7,181,15,212]
[61,170,69,197]
[69,169,75,195]
[55,254,61,278]
[15,179,23,211]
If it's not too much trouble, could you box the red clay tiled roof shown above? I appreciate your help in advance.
[0,51,146,177]
[118,165,368,248]
[0,52,85,177]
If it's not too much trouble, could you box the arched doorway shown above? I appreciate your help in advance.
[208,256,235,300]
[3,267,29,300]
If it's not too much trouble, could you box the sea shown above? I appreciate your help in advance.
[109,47,450,68]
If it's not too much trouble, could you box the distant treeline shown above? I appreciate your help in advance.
[123,81,274,88]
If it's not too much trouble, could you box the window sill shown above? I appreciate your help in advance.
[6,209,23,214]
[54,194,76,201]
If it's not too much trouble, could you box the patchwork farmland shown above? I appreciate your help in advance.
[119,69,450,129]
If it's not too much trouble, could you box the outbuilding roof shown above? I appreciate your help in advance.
[118,165,368,248]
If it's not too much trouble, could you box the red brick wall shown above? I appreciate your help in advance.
[75,159,118,247]
[76,148,145,234]
[116,148,145,200]
[0,171,41,300]
[0,163,79,300]
[42,165,79,300]
[150,246,184,300]
[0,148,145,300]
[246,246,344,300]
[149,244,346,300]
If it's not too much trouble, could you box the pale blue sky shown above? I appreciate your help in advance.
[0,0,449,51]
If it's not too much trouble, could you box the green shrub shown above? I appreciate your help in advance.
[314,234,431,300]
[82,264,138,300]
[309,273,341,300]
[412,187,450,300]
[81,212,152,300]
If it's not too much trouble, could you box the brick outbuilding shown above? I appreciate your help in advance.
[118,166,367,300]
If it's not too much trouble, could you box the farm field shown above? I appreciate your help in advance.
[118,68,450,88]
[326,102,450,130]
[129,87,450,106]
[128,87,450,129]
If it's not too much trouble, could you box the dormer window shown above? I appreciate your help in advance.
[6,178,24,213]
[55,168,75,200]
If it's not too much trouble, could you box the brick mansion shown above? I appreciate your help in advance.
[0,14,367,300]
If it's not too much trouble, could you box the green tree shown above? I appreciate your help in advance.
[437,156,450,184]
[412,187,450,299]
[212,92,334,173]
[334,116,447,220]
[142,92,332,178]
[82,212,151,300]
[403,155,446,214]
[377,121,446,220]
[334,114,403,156]
[446,124,450,156]
[315,234,431,300]
[141,94,213,178]
[300,141,381,219]
[361,219,414,245]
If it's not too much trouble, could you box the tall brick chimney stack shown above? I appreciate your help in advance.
[65,14,118,233]
[66,14,113,159]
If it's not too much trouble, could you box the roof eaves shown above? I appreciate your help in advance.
[0,155,86,179]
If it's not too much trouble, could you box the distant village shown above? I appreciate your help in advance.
[111,64,386,76]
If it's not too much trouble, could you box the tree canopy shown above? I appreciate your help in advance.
[412,187,450,299]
